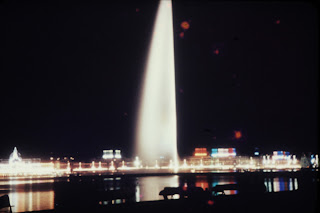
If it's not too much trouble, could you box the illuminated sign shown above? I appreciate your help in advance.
[272,151,290,160]
[114,150,122,159]
[102,150,114,159]
[194,148,208,157]
[211,148,236,158]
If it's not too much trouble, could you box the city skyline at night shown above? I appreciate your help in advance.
[0,1,318,160]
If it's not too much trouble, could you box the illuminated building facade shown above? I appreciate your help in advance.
[0,147,55,176]
[211,148,236,158]
[0,146,313,177]
[102,150,122,160]
[194,148,208,157]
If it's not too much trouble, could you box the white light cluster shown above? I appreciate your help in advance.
[102,150,114,159]
[211,148,236,158]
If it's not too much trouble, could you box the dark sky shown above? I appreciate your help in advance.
[0,0,318,160]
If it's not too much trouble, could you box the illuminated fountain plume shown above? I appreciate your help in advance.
[78,162,82,170]
[91,161,95,170]
[66,161,71,174]
[293,155,297,164]
[250,157,253,165]
[98,161,102,169]
[182,159,188,168]
[109,161,115,171]
[134,156,141,168]
[267,155,271,164]
[135,0,178,166]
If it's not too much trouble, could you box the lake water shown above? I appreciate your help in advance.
[0,179,54,212]
[0,173,305,212]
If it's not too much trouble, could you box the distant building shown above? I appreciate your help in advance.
[272,151,290,160]
[102,149,122,160]
[9,147,22,164]
[194,148,208,157]
[102,150,114,159]
[211,148,236,158]
[114,150,122,159]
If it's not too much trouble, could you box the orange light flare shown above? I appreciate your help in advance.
[214,49,219,55]
[180,21,190,30]
[234,130,242,139]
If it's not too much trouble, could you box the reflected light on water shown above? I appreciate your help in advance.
[224,190,238,195]
[0,174,303,212]
[195,176,209,190]
[265,177,298,192]
[136,175,179,202]
[273,177,280,192]
[289,178,293,191]
[294,178,298,190]
[211,176,237,188]
[6,191,54,213]
[0,178,54,213]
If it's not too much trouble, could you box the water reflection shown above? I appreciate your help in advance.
[195,176,209,190]
[135,175,179,202]
[0,178,54,213]
[264,177,298,192]
[0,174,301,212]
[211,175,238,195]
[211,176,237,188]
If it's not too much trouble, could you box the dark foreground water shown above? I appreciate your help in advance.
[0,171,318,212]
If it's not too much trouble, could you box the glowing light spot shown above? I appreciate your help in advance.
[214,49,219,55]
[207,200,214,205]
[182,183,188,191]
[234,131,242,139]
[276,20,280,24]
[181,21,190,30]
[136,8,140,12]
[179,32,184,38]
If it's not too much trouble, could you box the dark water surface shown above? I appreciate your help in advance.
[0,171,317,212]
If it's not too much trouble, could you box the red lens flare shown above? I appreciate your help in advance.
[181,21,190,30]
[234,131,242,139]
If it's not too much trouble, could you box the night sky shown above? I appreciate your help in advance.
[0,0,318,160]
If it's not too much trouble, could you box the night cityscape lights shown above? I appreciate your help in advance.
[0,147,318,177]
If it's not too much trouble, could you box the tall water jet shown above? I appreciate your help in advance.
[135,0,178,165]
